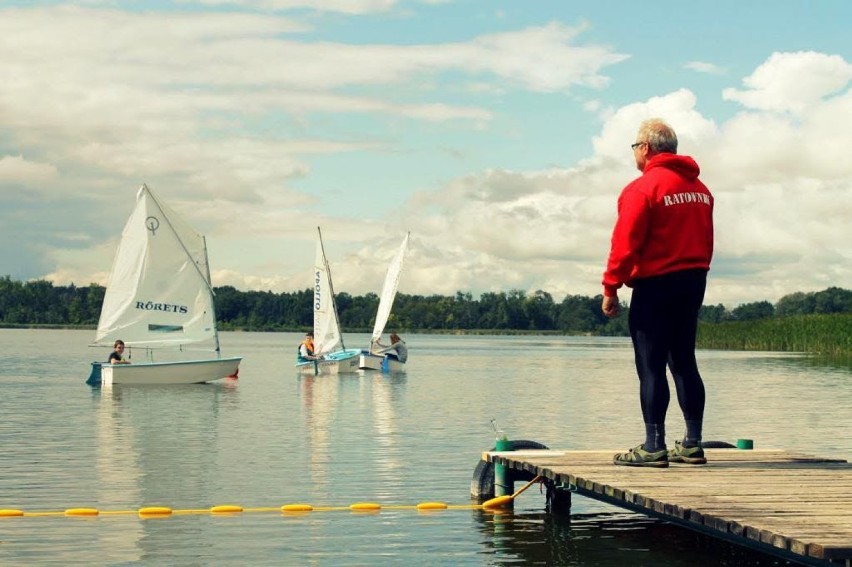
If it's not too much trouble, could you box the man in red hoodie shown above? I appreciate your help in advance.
[602,119,714,468]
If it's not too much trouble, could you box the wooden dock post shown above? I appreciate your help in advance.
[546,481,572,513]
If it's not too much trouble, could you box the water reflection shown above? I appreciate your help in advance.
[95,387,143,563]
[93,382,239,561]
[791,354,852,372]
[299,374,339,494]
[471,510,804,566]
[299,371,409,501]
[370,374,406,499]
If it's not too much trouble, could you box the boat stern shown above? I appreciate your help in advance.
[358,350,384,371]
[86,362,103,386]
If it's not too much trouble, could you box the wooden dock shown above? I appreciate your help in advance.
[485,448,852,566]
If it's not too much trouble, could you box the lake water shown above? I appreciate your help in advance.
[1,329,850,566]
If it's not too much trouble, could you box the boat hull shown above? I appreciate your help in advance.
[358,351,406,373]
[93,357,242,385]
[296,349,361,376]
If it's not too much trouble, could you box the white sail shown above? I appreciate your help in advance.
[95,185,217,349]
[313,228,342,356]
[371,232,410,343]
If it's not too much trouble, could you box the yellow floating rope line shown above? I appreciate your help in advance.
[210,505,244,514]
[65,508,99,516]
[138,507,173,516]
[101,510,139,516]
[0,497,525,519]
[281,504,313,512]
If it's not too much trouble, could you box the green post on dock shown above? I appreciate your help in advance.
[494,436,512,497]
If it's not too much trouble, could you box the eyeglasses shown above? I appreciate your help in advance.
[630,142,647,150]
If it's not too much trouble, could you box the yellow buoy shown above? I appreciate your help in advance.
[65,508,99,516]
[281,504,313,512]
[481,495,513,509]
[210,505,243,514]
[349,502,381,511]
[482,474,543,509]
[416,502,448,510]
[0,509,24,517]
[139,507,173,516]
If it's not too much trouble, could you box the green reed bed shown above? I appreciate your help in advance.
[698,313,852,355]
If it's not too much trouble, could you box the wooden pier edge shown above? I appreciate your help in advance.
[484,449,852,567]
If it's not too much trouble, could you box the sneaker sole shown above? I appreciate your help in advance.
[670,456,707,464]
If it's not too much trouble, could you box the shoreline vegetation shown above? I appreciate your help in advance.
[1,277,850,356]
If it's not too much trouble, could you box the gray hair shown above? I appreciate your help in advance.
[637,118,678,154]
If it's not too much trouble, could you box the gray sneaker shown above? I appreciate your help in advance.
[668,440,707,464]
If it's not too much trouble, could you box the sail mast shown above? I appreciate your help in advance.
[201,236,221,357]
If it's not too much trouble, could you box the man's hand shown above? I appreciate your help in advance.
[602,295,620,318]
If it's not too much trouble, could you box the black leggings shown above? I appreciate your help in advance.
[628,269,707,425]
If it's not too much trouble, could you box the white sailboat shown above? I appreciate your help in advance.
[87,184,241,386]
[295,227,361,376]
[359,232,409,372]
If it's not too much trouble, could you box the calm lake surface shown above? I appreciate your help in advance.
[1,329,850,566]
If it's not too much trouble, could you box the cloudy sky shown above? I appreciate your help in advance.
[1,0,850,308]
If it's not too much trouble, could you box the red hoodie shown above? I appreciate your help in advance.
[602,153,713,297]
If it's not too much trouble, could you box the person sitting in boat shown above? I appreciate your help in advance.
[108,339,131,364]
[373,333,408,363]
[297,331,318,363]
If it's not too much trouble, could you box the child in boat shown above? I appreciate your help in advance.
[373,333,408,363]
[108,340,131,364]
[297,331,317,363]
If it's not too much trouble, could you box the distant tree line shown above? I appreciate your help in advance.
[0,277,625,335]
[0,277,106,327]
[698,287,852,322]
[2,275,851,339]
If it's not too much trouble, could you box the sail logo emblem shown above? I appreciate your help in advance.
[136,301,189,314]
[314,270,322,311]
[146,216,160,235]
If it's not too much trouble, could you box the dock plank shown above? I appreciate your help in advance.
[486,448,852,565]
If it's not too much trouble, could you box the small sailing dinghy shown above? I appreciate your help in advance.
[359,232,409,372]
[295,227,361,376]
[87,184,242,386]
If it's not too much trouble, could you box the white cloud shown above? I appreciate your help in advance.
[722,51,852,114]
[383,164,624,298]
[453,21,628,92]
[684,61,726,75]
[0,8,619,195]
[583,99,602,112]
[591,89,718,159]
[702,92,852,188]
[0,155,59,185]
[177,0,397,14]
